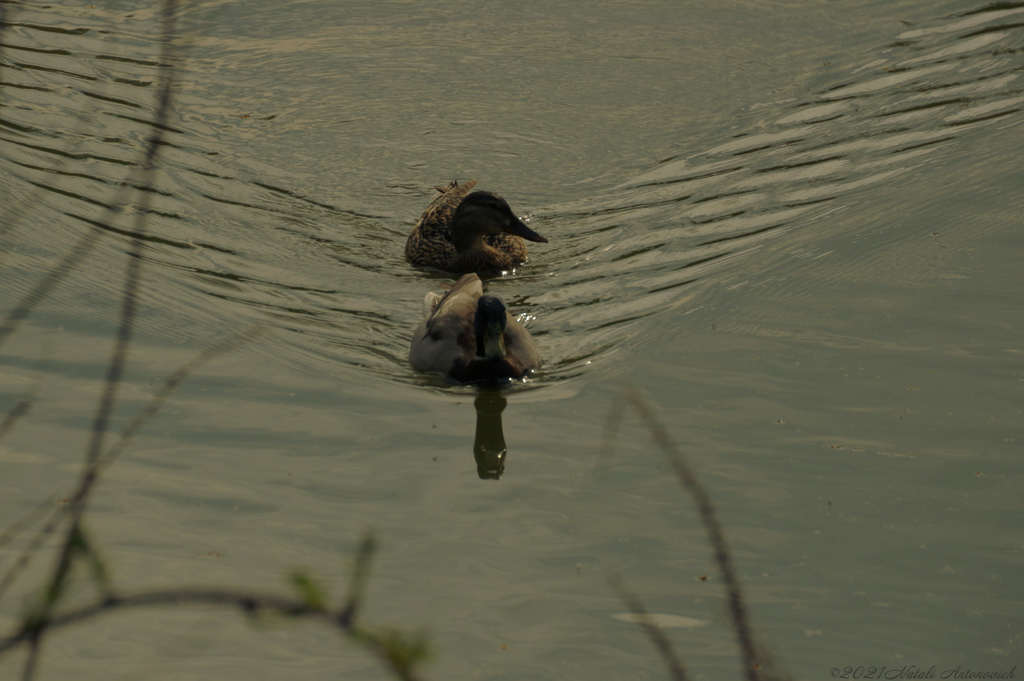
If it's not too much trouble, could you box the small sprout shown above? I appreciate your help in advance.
[289,570,328,611]
[355,626,433,676]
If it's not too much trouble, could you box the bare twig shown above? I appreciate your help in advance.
[81,0,180,473]
[0,338,52,443]
[599,391,627,460]
[0,396,32,442]
[1,545,431,681]
[1,587,340,655]
[21,3,183,678]
[0,228,105,350]
[0,505,65,604]
[1,3,434,679]
[340,532,378,627]
[0,500,58,552]
[616,388,784,681]
[608,573,689,681]
[0,327,260,604]
[0,0,178,350]
[99,325,266,472]
[21,637,41,681]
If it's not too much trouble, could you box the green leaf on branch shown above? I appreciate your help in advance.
[354,625,433,678]
[289,569,327,611]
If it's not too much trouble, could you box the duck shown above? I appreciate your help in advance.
[405,180,548,275]
[410,273,542,383]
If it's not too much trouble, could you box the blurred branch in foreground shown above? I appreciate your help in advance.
[606,388,789,681]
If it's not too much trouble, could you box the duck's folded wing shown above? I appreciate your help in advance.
[410,274,483,373]
[410,311,474,373]
[416,180,480,228]
[430,273,482,318]
[422,291,442,319]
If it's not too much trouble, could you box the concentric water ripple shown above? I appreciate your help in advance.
[3,2,1023,389]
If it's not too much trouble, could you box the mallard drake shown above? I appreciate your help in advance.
[405,180,547,275]
[410,273,542,382]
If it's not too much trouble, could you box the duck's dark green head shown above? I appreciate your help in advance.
[474,294,508,360]
[452,191,547,251]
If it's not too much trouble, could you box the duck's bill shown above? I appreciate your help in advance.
[506,219,548,243]
[483,323,507,361]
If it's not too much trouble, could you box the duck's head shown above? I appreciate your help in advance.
[474,294,508,361]
[451,191,547,251]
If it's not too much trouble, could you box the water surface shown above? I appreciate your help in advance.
[1,0,1022,679]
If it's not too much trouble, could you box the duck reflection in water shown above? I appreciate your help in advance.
[409,273,541,479]
[473,391,508,479]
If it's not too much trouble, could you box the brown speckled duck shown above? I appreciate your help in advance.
[410,273,541,383]
[405,180,547,275]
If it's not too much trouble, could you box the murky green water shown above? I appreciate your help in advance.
[2,0,1022,679]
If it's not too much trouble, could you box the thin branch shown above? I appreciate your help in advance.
[0,65,117,247]
[81,0,181,475]
[340,531,378,627]
[0,328,259,605]
[0,499,58,552]
[0,505,65,604]
[0,584,428,681]
[25,4,184,678]
[100,326,265,472]
[0,341,53,443]
[608,573,689,681]
[0,396,32,442]
[598,391,627,461]
[0,0,180,351]
[21,636,40,681]
[0,227,106,350]
[0,498,65,606]
[619,387,779,681]
[1,587,335,656]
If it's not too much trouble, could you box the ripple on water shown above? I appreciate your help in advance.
[3,2,1023,399]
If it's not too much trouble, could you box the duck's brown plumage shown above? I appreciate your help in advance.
[405,180,547,275]
[409,273,541,383]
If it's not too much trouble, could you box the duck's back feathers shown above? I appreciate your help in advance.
[405,180,477,269]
